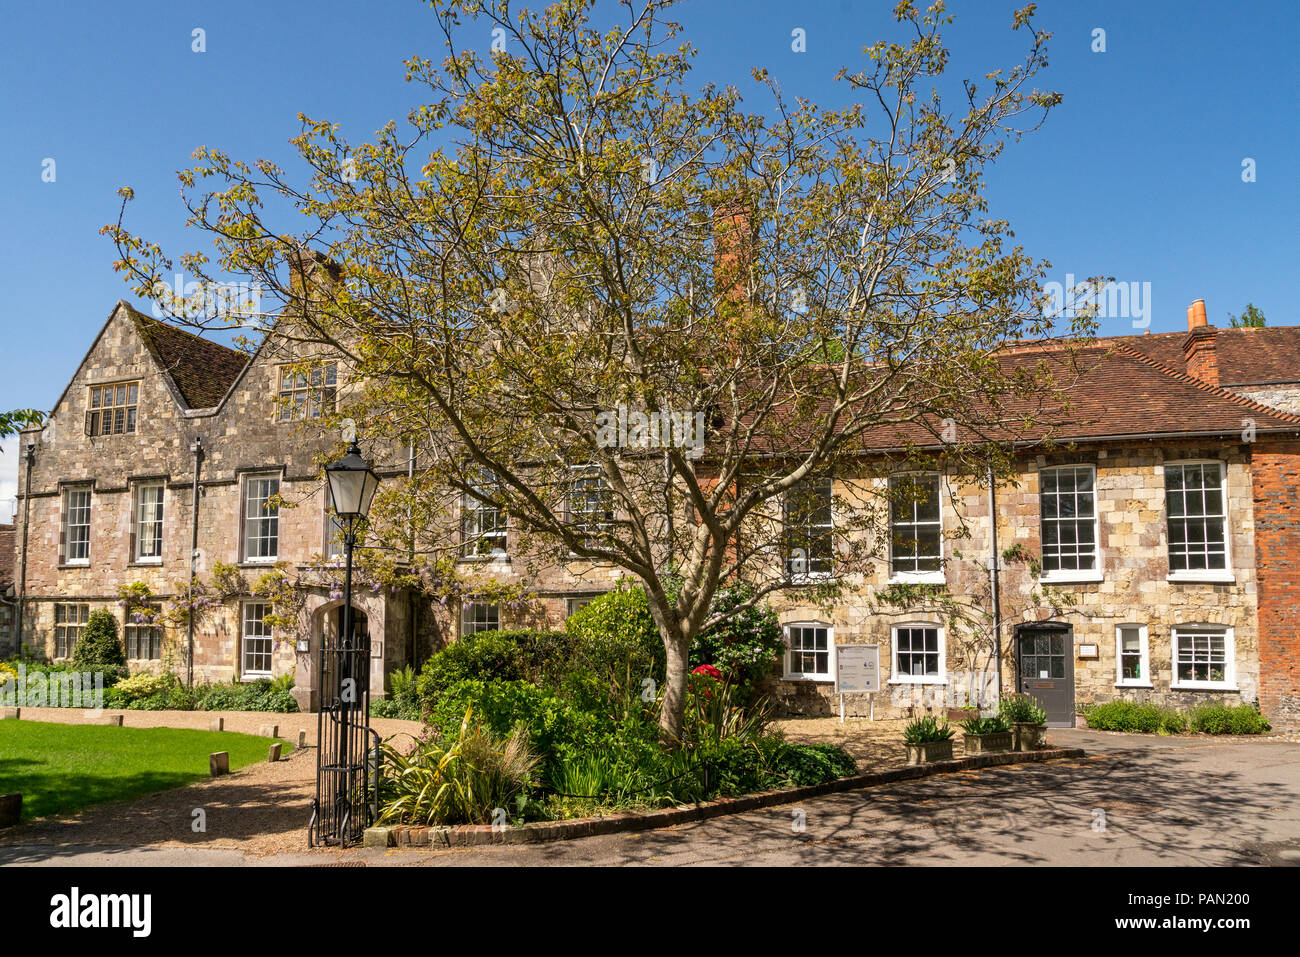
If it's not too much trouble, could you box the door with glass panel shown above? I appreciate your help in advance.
[1014,622,1075,727]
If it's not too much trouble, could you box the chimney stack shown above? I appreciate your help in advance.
[713,197,754,307]
[1182,298,1219,386]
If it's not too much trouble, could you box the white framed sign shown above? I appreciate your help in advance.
[835,644,880,694]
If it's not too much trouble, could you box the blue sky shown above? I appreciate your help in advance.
[1,0,1297,516]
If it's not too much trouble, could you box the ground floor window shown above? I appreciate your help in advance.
[1116,624,1150,686]
[784,623,833,681]
[53,603,90,659]
[461,602,499,637]
[891,623,944,683]
[125,623,163,660]
[1172,625,1233,688]
[566,596,597,618]
[241,602,274,677]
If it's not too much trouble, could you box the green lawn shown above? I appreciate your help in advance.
[0,721,293,821]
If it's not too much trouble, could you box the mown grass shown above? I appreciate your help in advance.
[0,720,292,821]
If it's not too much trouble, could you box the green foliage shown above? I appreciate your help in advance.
[371,665,422,719]
[689,583,785,704]
[112,671,174,704]
[1228,303,1266,328]
[1187,703,1271,735]
[1082,700,1186,735]
[960,714,1011,735]
[71,611,127,670]
[415,630,575,709]
[376,707,542,826]
[566,584,666,687]
[903,714,955,743]
[0,408,44,439]
[999,693,1048,725]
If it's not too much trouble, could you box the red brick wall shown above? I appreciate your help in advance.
[1251,442,1300,728]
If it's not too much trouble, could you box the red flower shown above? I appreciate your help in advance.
[692,664,723,680]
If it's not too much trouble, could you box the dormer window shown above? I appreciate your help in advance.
[87,382,139,436]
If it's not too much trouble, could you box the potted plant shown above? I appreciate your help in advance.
[903,715,956,764]
[959,714,1014,753]
[999,694,1048,751]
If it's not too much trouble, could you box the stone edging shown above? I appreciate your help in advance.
[364,746,1086,848]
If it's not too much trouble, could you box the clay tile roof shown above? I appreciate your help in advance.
[1109,325,1300,386]
[124,304,249,409]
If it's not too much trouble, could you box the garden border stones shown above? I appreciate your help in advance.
[363,746,1086,849]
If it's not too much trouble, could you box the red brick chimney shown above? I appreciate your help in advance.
[1182,299,1219,386]
[713,197,754,306]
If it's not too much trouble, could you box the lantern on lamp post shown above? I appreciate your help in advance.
[311,440,381,847]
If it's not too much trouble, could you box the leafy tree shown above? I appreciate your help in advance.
[689,582,784,705]
[72,610,127,670]
[1228,303,1266,328]
[0,409,43,440]
[103,0,1095,738]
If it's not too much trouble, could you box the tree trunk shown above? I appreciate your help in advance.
[658,630,691,743]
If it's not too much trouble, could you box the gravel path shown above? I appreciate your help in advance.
[0,709,424,857]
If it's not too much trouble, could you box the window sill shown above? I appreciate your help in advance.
[886,573,945,586]
[1170,683,1238,692]
[1114,682,1154,689]
[888,677,948,686]
[1040,571,1104,585]
[239,674,273,683]
[458,554,511,565]
[782,674,835,683]
[239,560,280,568]
[1167,573,1236,584]
[58,562,91,570]
[130,560,164,567]
[787,573,836,586]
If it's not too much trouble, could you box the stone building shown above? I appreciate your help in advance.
[11,296,1300,728]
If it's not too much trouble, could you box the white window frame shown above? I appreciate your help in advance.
[63,487,92,565]
[566,464,614,552]
[1039,465,1104,584]
[241,601,274,679]
[460,475,508,560]
[783,477,835,582]
[461,601,500,637]
[1163,460,1234,583]
[889,622,947,685]
[1114,623,1151,688]
[133,482,165,564]
[1171,624,1236,691]
[241,474,281,563]
[887,472,944,584]
[566,596,598,618]
[783,622,835,682]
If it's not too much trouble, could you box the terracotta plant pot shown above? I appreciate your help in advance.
[962,731,1013,754]
[1013,722,1046,751]
[905,739,955,765]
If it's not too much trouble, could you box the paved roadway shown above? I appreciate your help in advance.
[3,730,1298,866]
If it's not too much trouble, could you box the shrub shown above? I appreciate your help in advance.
[72,611,127,670]
[1082,700,1186,734]
[903,714,955,743]
[415,630,575,709]
[566,584,665,688]
[999,694,1048,725]
[376,707,541,826]
[1187,703,1271,735]
[689,583,785,705]
[113,671,175,704]
[960,714,1011,735]
[770,741,858,786]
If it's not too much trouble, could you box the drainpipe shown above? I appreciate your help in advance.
[15,441,35,657]
[187,437,204,688]
[986,460,1003,709]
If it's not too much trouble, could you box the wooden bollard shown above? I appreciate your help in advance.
[297,729,307,749]
[209,751,230,776]
[0,793,21,827]
[103,714,123,727]
[1,707,20,720]
[268,742,283,762]
[258,724,279,739]
[209,717,224,732]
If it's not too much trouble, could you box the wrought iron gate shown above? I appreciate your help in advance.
[309,613,381,847]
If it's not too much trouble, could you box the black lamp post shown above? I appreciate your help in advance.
[312,440,380,847]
